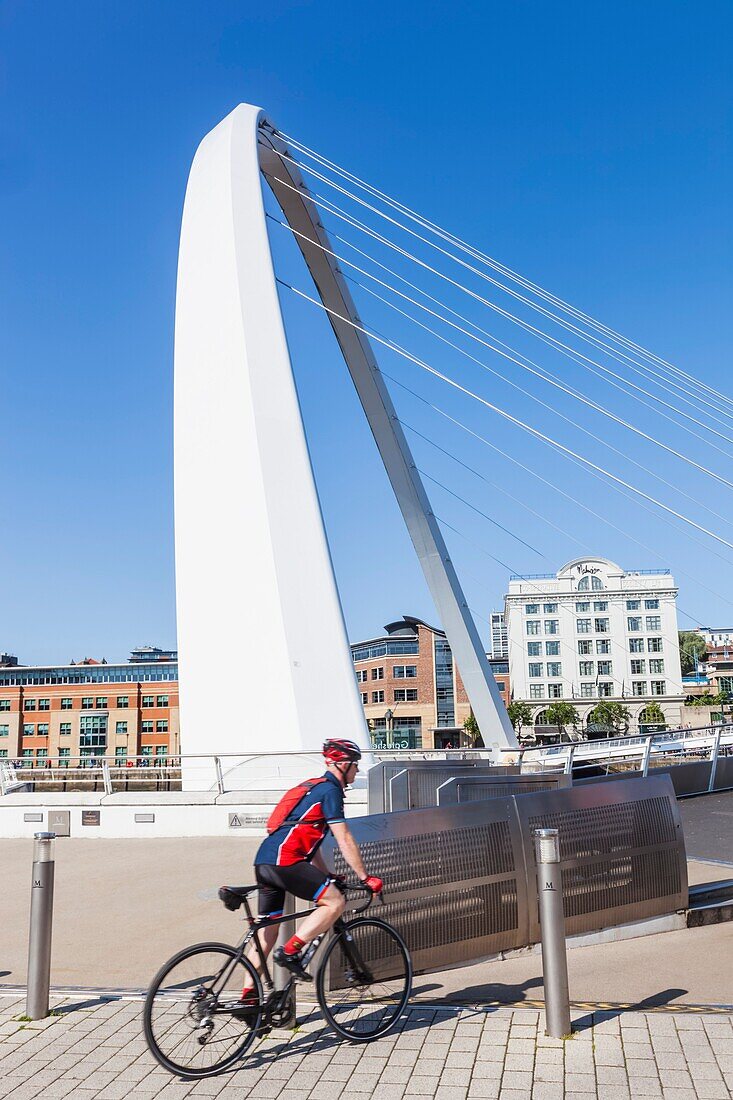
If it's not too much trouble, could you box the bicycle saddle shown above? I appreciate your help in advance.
[218,885,257,911]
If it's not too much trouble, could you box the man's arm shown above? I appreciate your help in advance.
[329,821,368,881]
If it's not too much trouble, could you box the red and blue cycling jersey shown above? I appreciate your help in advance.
[255,771,345,867]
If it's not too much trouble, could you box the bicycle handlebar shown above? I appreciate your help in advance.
[335,878,384,912]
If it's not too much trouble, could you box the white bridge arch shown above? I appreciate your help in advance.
[174,104,517,772]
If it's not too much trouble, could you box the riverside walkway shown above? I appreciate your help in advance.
[1,992,732,1099]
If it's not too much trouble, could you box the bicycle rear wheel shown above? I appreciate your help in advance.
[143,942,263,1078]
[316,918,412,1041]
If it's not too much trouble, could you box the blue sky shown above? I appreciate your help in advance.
[1,1,731,665]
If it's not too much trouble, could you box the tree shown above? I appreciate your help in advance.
[507,701,533,735]
[545,701,579,735]
[678,631,707,675]
[587,700,630,733]
[462,710,484,747]
[639,702,665,726]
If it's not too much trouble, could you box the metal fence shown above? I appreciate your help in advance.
[436,773,572,805]
[323,775,687,977]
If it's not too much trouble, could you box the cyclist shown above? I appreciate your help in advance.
[243,738,383,987]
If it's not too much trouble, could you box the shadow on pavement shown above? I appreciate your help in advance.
[54,996,122,1014]
[429,976,544,1005]
[572,987,689,1032]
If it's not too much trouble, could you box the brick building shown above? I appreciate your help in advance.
[0,649,178,765]
[351,616,510,750]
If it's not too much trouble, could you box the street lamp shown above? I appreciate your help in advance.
[384,708,394,749]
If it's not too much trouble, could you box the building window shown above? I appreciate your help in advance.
[579,661,594,677]
[115,746,127,760]
[116,721,128,735]
[61,697,72,710]
[360,692,368,704]
[580,575,604,591]
[597,682,613,697]
[0,725,7,737]
[626,599,640,610]
[595,618,609,633]
[646,616,662,631]
[580,683,594,698]
[60,723,71,736]
[117,695,129,708]
[393,688,418,703]
[80,714,107,750]
[629,638,645,653]
[576,601,590,612]
[81,697,93,709]
[548,684,563,699]
[0,700,10,711]
[596,639,610,655]
[527,642,541,657]
[24,699,36,711]
[141,720,154,734]
[651,681,666,696]
[546,662,562,678]
[38,698,50,711]
[58,747,70,760]
[157,695,168,707]
[627,617,642,633]
[543,603,558,614]
[142,695,154,707]
[393,665,417,678]
[95,697,108,709]
[632,681,647,696]
[0,750,7,758]
[545,641,560,656]
[576,619,591,634]
[37,748,48,760]
[525,603,539,614]
[597,661,612,677]
[37,723,49,736]
[593,601,608,612]
[649,659,665,675]
[645,599,659,610]
[526,621,540,635]
[23,724,34,736]
[156,720,168,733]
[371,666,384,681]
[529,685,544,699]
[22,749,33,758]
[528,663,543,678]
[648,638,663,653]
[631,660,646,675]
[545,620,559,635]
[155,746,167,758]
[355,670,367,683]
[371,690,384,704]
[141,746,152,756]
[578,640,593,655]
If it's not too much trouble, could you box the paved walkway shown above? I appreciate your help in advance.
[1,994,731,1099]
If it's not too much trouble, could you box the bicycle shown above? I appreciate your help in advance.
[143,880,413,1079]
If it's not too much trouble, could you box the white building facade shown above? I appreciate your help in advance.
[490,612,508,659]
[504,557,684,732]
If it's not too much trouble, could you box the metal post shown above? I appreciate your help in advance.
[214,756,225,795]
[533,828,572,1039]
[563,744,576,777]
[26,832,56,1020]
[101,759,113,795]
[708,727,723,793]
[641,735,653,777]
[274,893,297,1027]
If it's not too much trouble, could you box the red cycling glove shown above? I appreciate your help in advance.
[361,874,384,894]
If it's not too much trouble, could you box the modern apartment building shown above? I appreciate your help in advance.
[0,651,179,764]
[489,612,508,659]
[351,616,510,750]
[504,557,684,732]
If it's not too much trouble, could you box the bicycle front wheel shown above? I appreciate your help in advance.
[143,942,263,1078]
[316,918,412,1041]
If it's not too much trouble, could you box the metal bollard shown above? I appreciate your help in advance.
[274,893,297,1027]
[533,828,572,1039]
[26,832,56,1020]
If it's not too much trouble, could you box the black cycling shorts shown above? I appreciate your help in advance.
[255,863,333,917]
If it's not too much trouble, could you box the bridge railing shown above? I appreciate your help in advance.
[2,725,732,796]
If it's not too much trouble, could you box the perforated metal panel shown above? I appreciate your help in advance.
[322,799,527,974]
[323,775,686,981]
[367,760,484,814]
[437,773,571,805]
[520,777,687,940]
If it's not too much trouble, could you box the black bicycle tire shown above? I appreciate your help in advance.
[315,918,412,1042]
[143,941,263,1078]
